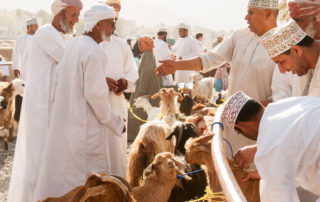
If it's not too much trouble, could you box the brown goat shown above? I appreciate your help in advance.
[0,79,25,150]
[42,173,135,202]
[133,152,189,202]
[185,134,260,202]
[127,121,174,187]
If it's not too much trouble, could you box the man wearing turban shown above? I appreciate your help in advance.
[31,3,125,201]
[99,0,138,178]
[288,0,320,39]
[7,1,82,202]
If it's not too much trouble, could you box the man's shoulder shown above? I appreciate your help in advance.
[34,24,60,39]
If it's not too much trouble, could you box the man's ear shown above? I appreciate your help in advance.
[290,45,303,57]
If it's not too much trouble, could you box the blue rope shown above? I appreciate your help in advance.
[211,122,224,131]
[176,169,204,179]
[223,138,234,158]
[211,122,234,158]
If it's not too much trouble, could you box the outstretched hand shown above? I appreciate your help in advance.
[154,60,178,77]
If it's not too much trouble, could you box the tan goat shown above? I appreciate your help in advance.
[185,134,260,202]
[133,152,189,202]
[0,79,25,149]
[42,173,135,202]
[127,121,174,187]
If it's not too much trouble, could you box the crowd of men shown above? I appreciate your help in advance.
[5,0,320,201]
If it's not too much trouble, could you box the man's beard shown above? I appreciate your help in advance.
[101,28,111,42]
[305,21,316,38]
[59,16,73,34]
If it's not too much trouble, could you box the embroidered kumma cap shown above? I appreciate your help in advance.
[260,19,307,58]
[221,91,252,129]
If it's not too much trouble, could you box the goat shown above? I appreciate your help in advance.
[191,103,217,116]
[133,96,160,121]
[178,93,194,116]
[166,122,199,155]
[191,73,215,101]
[0,79,25,150]
[185,134,260,202]
[133,152,189,202]
[42,173,135,202]
[127,121,174,187]
[151,88,183,126]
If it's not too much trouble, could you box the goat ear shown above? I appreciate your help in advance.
[172,158,186,171]
[151,93,159,100]
[143,163,154,179]
[166,133,174,140]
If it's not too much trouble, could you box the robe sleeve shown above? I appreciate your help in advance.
[122,42,139,93]
[255,146,300,202]
[12,37,21,71]
[200,32,235,73]
[171,39,179,55]
[271,65,292,101]
[83,50,124,136]
[139,52,157,95]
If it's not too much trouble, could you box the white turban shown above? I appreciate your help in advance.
[158,27,168,33]
[84,3,115,32]
[51,0,83,16]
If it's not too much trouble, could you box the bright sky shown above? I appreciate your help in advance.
[1,0,249,30]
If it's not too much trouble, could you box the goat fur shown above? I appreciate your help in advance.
[128,121,174,187]
[185,134,260,202]
[42,173,135,202]
[133,152,189,202]
[0,79,25,150]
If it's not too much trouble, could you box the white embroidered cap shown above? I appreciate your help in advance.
[221,91,252,129]
[248,0,279,9]
[260,19,307,58]
[26,18,38,25]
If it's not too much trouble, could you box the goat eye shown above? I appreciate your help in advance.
[22,84,25,87]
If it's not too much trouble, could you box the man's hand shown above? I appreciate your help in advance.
[242,170,260,182]
[14,70,20,78]
[114,78,128,96]
[234,144,257,169]
[106,77,118,92]
[154,60,178,77]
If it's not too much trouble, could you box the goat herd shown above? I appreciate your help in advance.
[0,76,260,202]
[42,85,260,202]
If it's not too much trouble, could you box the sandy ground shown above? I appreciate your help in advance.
[0,139,15,202]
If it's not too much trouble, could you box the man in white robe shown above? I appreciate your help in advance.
[171,23,202,83]
[260,20,320,98]
[220,91,320,201]
[11,18,38,122]
[153,27,174,86]
[33,3,125,201]
[12,18,38,81]
[155,0,278,156]
[7,1,82,202]
[99,0,139,178]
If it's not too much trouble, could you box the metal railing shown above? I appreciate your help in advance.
[211,108,247,202]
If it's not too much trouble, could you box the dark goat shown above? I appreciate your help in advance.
[166,122,207,202]
[166,122,199,155]
[178,94,194,116]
